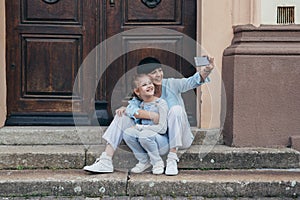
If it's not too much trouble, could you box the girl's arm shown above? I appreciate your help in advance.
[125,97,159,124]
[133,110,159,124]
[137,99,168,134]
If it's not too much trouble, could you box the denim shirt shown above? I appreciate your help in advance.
[125,72,209,119]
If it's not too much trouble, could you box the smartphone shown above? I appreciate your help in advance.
[194,56,210,67]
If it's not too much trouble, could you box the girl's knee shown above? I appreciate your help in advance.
[122,132,130,142]
[123,130,136,143]
[138,136,153,146]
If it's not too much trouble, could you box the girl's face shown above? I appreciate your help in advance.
[147,68,163,85]
[134,75,155,98]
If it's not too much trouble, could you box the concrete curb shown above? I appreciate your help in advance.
[0,169,299,198]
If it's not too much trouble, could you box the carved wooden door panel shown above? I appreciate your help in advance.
[101,0,197,125]
[6,0,197,125]
[6,0,98,125]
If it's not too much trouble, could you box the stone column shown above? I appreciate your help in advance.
[222,25,300,148]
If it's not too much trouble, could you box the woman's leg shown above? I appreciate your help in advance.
[167,105,194,150]
[165,105,194,175]
[102,114,135,152]
[83,114,134,173]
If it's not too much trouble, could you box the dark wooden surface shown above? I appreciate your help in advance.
[6,0,197,125]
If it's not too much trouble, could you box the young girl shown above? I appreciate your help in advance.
[123,74,169,174]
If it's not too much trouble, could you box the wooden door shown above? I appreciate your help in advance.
[100,0,197,125]
[6,0,197,126]
[6,0,99,125]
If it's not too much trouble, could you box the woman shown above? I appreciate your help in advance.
[83,56,214,175]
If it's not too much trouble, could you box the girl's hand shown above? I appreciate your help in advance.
[149,112,159,124]
[115,106,126,116]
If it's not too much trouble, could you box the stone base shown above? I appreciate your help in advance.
[222,25,300,148]
[290,135,300,152]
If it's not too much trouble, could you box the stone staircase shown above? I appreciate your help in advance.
[0,126,300,199]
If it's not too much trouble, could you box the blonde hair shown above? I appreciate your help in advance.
[131,74,150,89]
[130,74,151,100]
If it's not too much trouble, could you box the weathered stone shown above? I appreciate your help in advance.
[0,127,223,146]
[0,144,299,170]
[127,170,300,198]
[0,145,86,169]
[0,169,300,198]
[179,145,300,169]
[0,170,127,197]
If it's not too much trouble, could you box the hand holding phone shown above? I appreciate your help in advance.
[194,56,210,67]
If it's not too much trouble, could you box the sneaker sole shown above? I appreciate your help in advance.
[153,171,164,175]
[165,171,178,176]
[83,168,113,173]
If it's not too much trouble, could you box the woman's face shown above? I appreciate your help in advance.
[147,68,163,85]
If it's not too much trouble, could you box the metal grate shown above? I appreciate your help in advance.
[277,6,295,24]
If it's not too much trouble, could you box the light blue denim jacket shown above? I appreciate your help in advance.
[125,72,209,120]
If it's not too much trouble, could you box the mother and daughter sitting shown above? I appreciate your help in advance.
[84,57,215,175]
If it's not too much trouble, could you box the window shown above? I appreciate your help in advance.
[277,6,295,24]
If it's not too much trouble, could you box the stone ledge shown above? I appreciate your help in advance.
[0,169,299,198]
[0,145,299,170]
[0,126,223,146]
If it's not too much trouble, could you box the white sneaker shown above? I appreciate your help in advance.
[165,152,179,176]
[152,160,164,175]
[83,152,113,173]
[131,162,151,173]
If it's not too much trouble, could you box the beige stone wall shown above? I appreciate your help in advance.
[198,0,234,129]
[0,0,6,127]
[198,0,261,129]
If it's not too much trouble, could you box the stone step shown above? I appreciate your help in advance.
[0,126,223,146]
[0,169,299,198]
[0,144,299,170]
[0,197,296,200]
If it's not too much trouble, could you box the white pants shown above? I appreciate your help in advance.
[102,105,194,151]
[102,114,135,150]
[167,105,194,149]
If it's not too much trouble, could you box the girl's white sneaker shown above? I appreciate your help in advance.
[131,162,151,173]
[152,160,164,175]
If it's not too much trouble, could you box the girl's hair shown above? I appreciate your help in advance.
[131,74,149,89]
[130,74,151,101]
